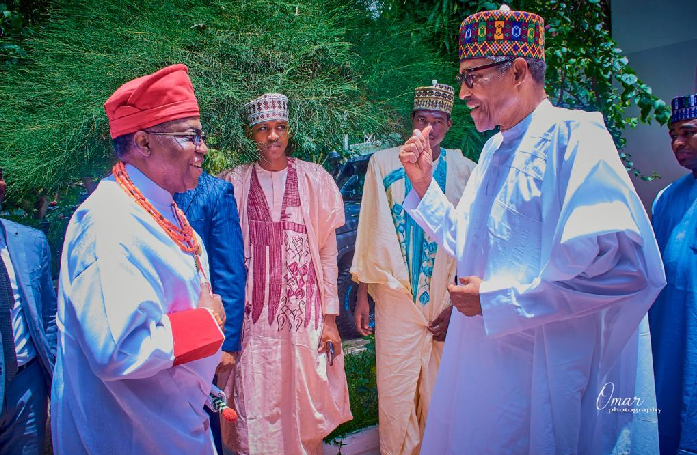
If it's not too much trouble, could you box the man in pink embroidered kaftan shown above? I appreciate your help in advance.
[219,93,352,455]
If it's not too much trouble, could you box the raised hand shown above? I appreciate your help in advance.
[398,125,434,198]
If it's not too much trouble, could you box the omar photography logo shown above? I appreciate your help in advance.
[596,382,661,415]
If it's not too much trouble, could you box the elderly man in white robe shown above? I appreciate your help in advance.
[399,6,665,455]
[52,64,226,455]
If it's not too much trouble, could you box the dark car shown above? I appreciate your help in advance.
[329,152,376,339]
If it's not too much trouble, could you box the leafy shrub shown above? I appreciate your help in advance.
[0,0,479,202]
[369,0,670,180]
[325,337,378,443]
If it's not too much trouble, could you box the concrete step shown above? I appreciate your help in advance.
[323,425,380,455]
[342,338,372,354]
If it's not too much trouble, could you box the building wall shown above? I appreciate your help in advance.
[611,0,697,213]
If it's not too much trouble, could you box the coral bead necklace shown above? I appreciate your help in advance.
[112,162,209,286]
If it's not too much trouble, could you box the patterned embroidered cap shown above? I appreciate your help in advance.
[244,93,289,127]
[413,80,455,115]
[671,94,697,124]
[458,4,545,62]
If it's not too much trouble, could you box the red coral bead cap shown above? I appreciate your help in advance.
[105,64,200,139]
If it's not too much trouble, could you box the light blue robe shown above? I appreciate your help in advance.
[52,165,220,455]
[405,100,665,455]
[650,172,697,455]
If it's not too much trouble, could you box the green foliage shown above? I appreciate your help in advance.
[1,0,484,282]
[375,0,670,181]
[0,3,29,63]
[1,0,362,199]
[0,182,88,279]
[0,0,482,206]
[325,337,378,443]
[537,0,670,182]
[0,0,51,64]
[42,182,89,278]
[340,2,487,162]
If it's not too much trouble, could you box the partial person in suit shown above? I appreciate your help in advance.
[174,170,246,454]
[0,166,58,455]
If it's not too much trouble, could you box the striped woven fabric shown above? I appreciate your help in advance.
[459,8,545,61]
[671,94,697,124]
[413,81,454,114]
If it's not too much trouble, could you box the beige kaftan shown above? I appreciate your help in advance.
[350,147,474,455]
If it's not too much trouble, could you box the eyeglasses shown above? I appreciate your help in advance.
[456,59,514,89]
[146,129,207,149]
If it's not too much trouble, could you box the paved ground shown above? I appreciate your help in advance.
[343,338,371,354]
[323,425,380,455]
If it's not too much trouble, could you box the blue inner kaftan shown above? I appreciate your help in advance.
[650,172,697,455]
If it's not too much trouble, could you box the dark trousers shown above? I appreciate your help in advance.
[209,374,223,455]
[0,359,48,455]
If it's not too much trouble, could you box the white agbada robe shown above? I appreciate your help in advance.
[404,100,665,455]
[52,164,221,455]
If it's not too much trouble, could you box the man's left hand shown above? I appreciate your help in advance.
[428,306,452,342]
[448,276,483,317]
[319,315,342,356]
[216,351,236,376]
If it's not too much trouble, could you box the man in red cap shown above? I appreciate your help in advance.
[51,64,227,455]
